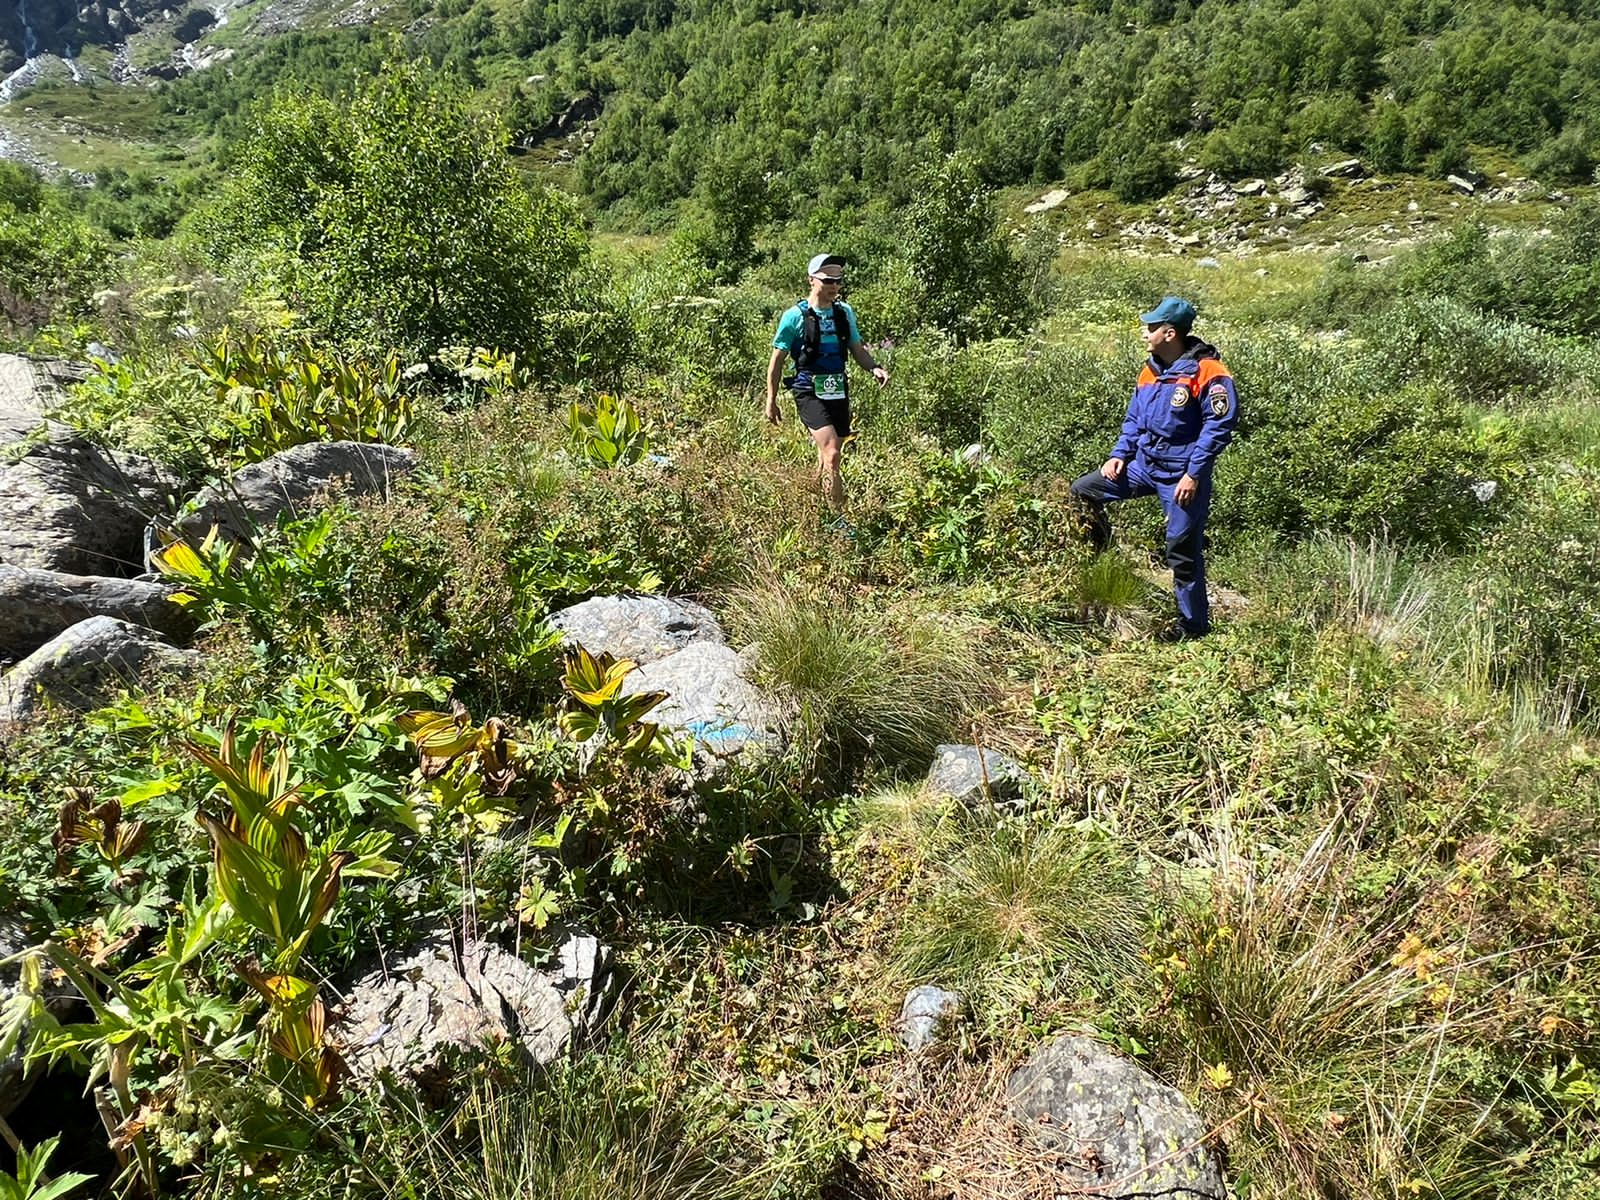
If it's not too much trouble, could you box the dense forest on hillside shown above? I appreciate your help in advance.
[135,0,1600,226]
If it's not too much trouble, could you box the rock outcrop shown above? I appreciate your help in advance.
[0,413,174,575]
[549,594,724,665]
[0,566,187,660]
[334,931,612,1092]
[1007,1034,1225,1199]
[0,615,199,722]
[177,441,416,545]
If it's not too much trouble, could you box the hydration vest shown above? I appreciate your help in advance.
[786,300,853,398]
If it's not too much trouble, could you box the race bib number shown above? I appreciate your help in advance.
[813,372,847,400]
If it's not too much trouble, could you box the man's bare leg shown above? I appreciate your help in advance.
[810,424,845,512]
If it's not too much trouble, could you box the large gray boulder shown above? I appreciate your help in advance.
[177,441,417,544]
[0,413,175,574]
[1007,1034,1226,1199]
[0,616,200,723]
[0,566,189,660]
[625,641,783,756]
[926,744,1025,807]
[549,594,723,665]
[0,355,53,418]
[334,931,611,1093]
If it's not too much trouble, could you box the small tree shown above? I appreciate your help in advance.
[905,153,1030,345]
[209,59,588,363]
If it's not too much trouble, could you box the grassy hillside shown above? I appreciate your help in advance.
[1,47,1598,1200]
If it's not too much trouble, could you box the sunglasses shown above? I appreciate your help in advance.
[1143,322,1170,333]
[814,275,845,285]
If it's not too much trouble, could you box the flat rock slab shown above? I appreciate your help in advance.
[927,744,1025,806]
[178,441,417,543]
[549,594,723,665]
[1007,1034,1225,1199]
[334,932,611,1093]
[0,414,175,574]
[0,615,199,723]
[625,640,783,756]
[0,566,189,660]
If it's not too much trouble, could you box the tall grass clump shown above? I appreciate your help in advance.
[728,580,991,769]
[286,1058,763,1200]
[1148,827,1548,1200]
[893,818,1148,1025]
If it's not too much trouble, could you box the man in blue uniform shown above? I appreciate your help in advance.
[1070,296,1239,640]
[766,253,890,516]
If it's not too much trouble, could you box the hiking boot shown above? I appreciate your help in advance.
[1156,622,1208,643]
[826,514,858,539]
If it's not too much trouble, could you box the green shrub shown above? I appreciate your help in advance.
[0,197,109,336]
[206,59,587,361]
[1476,468,1600,708]
[904,153,1032,345]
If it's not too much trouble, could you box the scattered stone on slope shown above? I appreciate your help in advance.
[549,594,724,665]
[0,616,199,723]
[926,744,1025,808]
[1447,174,1477,195]
[1024,189,1070,214]
[1007,1034,1226,1200]
[625,641,784,757]
[897,985,964,1052]
[334,931,612,1092]
[0,565,188,661]
[0,413,176,575]
[176,441,416,545]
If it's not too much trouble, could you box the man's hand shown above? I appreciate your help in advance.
[871,366,890,387]
[765,396,781,424]
[1174,473,1198,506]
[1101,457,1126,480]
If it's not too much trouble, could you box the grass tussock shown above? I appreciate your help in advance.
[321,1058,766,1200]
[728,578,993,769]
[892,817,1149,1026]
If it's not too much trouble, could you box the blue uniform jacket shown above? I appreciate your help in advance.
[1111,339,1239,480]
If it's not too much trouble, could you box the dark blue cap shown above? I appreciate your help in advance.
[1139,296,1197,333]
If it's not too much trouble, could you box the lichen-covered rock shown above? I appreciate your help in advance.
[177,441,416,544]
[896,984,964,1051]
[626,641,783,757]
[0,414,175,574]
[926,744,1025,807]
[0,566,189,660]
[549,594,724,665]
[1007,1034,1225,1199]
[0,616,199,722]
[333,932,611,1093]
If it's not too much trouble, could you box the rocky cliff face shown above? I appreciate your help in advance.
[0,0,175,73]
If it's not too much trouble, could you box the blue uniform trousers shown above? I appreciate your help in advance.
[1070,455,1212,635]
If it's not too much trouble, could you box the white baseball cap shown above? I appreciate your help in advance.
[807,253,845,276]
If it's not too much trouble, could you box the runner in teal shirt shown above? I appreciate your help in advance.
[765,252,890,521]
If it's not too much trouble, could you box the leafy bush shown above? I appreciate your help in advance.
[206,59,588,361]
[1476,468,1600,708]
[0,195,109,337]
[904,153,1031,345]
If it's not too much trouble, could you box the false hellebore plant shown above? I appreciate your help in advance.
[0,726,367,1194]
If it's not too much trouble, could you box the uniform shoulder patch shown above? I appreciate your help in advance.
[1170,384,1191,408]
[1208,383,1230,416]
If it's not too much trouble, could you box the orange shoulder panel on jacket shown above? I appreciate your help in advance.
[1137,364,1158,385]
[1195,359,1232,387]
